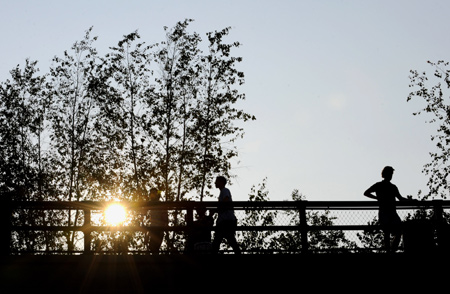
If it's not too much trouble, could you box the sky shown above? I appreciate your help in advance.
[1,0,448,202]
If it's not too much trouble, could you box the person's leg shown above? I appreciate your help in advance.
[212,228,224,253]
[391,221,403,252]
[389,215,403,252]
[383,229,391,252]
[391,231,401,252]
[226,235,241,254]
[380,213,391,252]
[224,220,241,254]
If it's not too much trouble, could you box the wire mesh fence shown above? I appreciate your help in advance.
[2,200,450,255]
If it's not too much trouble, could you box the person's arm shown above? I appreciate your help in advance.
[394,186,407,201]
[364,184,377,200]
[396,195,408,201]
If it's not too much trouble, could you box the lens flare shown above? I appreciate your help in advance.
[105,203,127,225]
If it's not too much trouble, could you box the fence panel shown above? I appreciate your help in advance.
[2,200,449,255]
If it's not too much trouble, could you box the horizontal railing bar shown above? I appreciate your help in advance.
[11,226,189,232]
[6,200,450,210]
[10,224,379,232]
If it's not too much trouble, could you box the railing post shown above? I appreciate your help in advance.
[185,202,194,254]
[186,202,194,225]
[432,200,443,223]
[432,200,446,250]
[83,208,92,255]
[0,192,12,256]
[298,201,309,253]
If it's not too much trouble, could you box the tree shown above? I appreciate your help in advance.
[190,27,255,201]
[0,59,49,200]
[102,30,155,201]
[408,60,450,199]
[149,20,204,251]
[0,59,61,252]
[47,27,102,251]
[150,19,201,202]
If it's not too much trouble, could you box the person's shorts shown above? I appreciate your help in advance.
[379,212,402,232]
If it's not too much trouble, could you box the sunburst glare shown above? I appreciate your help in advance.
[105,203,127,226]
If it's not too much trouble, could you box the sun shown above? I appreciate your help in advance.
[105,203,127,226]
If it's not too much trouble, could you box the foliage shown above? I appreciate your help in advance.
[408,60,450,199]
[271,189,356,252]
[237,181,356,253]
[238,178,279,253]
[306,210,357,252]
[356,218,384,252]
[0,59,49,200]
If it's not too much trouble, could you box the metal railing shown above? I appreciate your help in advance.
[1,200,449,255]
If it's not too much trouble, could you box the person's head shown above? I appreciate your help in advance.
[381,166,394,181]
[150,188,160,201]
[215,176,227,189]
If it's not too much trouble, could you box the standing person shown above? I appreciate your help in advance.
[148,188,168,255]
[364,166,407,252]
[211,176,241,254]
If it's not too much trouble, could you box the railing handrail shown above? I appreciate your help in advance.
[5,199,450,209]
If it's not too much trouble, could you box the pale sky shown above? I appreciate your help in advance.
[1,0,448,201]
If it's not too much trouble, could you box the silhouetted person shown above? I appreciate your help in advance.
[148,188,168,255]
[364,166,407,252]
[211,176,241,254]
[186,207,214,253]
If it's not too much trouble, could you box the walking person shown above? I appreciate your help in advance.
[211,176,241,254]
[364,166,407,252]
